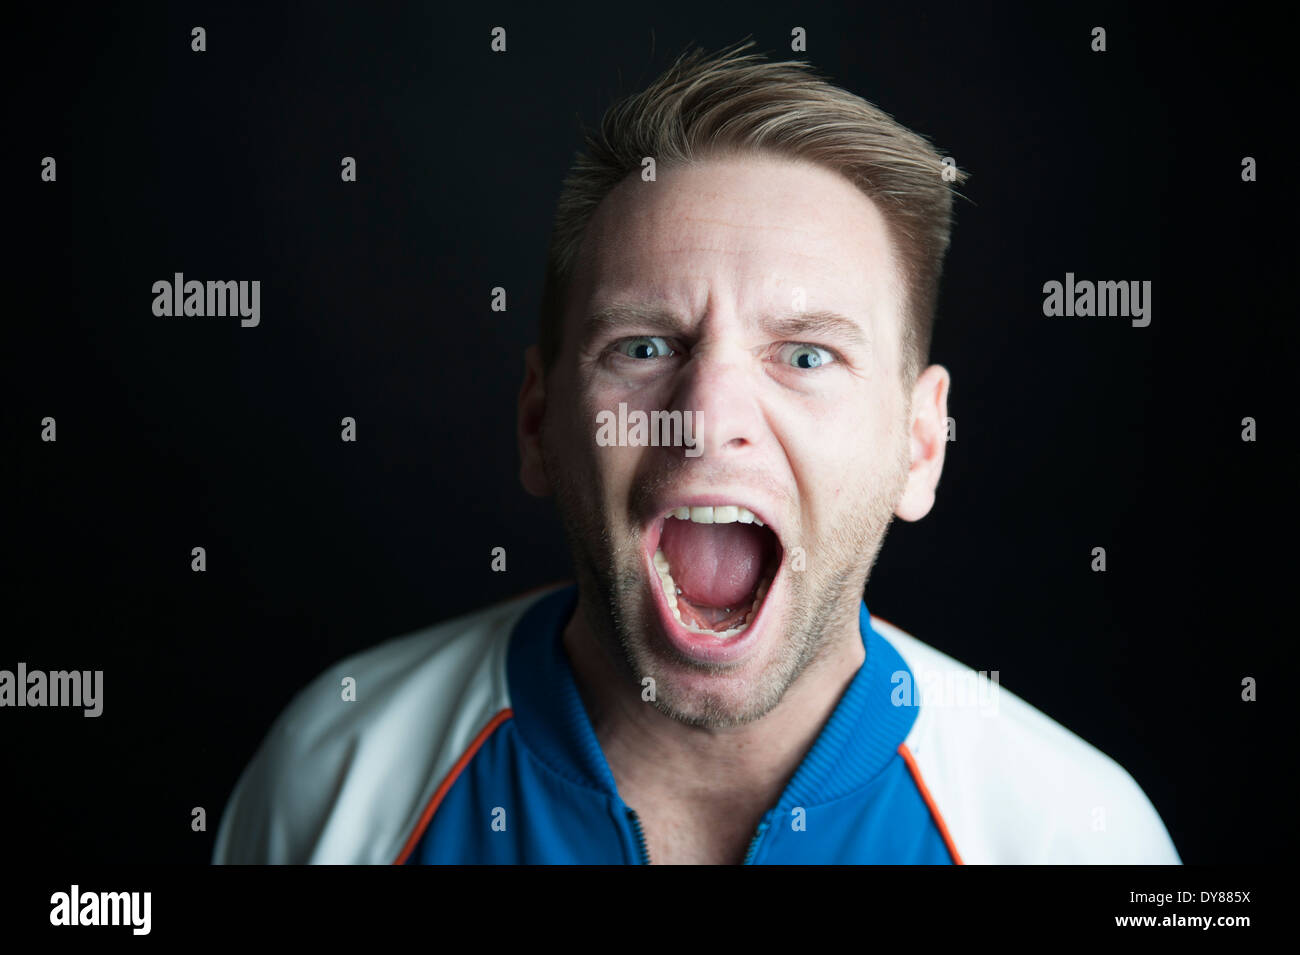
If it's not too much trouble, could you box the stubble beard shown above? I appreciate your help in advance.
[543,421,912,730]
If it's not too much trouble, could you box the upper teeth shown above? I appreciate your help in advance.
[670,505,763,526]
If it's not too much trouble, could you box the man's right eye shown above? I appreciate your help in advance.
[615,336,675,360]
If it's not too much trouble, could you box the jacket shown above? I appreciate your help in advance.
[212,583,1181,864]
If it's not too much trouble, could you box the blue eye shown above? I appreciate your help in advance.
[781,344,834,369]
[617,336,675,360]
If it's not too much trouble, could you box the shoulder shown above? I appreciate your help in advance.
[873,616,1180,865]
[213,588,553,864]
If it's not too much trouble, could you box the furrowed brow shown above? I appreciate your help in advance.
[583,303,871,350]
[584,303,692,339]
[761,310,871,349]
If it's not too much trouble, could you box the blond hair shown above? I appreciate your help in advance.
[539,38,968,383]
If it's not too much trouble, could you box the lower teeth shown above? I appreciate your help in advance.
[653,548,772,639]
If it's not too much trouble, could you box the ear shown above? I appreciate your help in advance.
[517,344,551,498]
[894,364,951,522]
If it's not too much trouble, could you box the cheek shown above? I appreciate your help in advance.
[795,390,903,509]
[823,388,897,458]
[554,376,609,451]
[543,382,598,479]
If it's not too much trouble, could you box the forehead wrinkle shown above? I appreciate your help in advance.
[652,244,836,268]
[674,214,824,239]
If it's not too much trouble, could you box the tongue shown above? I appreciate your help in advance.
[660,519,767,609]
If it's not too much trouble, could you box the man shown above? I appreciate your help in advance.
[213,41,1180,864]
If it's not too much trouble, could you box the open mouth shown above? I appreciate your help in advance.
[645,504,784,642]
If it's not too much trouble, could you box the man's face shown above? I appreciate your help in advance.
[529,153,918,728]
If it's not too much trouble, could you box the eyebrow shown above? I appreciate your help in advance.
[585,303,871,348]
[760,309,870,349]
[587,303,691,338]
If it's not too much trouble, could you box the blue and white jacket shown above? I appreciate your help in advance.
[212,584,1181,864]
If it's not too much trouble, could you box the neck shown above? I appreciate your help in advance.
[561,599,867,813]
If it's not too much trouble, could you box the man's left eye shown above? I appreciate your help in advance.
[778,344,835,369]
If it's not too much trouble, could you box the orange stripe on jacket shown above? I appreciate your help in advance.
[392,708,514,865]
[898,742,964,865]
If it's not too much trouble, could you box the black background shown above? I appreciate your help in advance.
[6,1,1291,865]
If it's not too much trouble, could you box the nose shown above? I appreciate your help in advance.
[671,341,763,461]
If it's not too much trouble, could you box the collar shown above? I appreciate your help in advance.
[506,584,918,807]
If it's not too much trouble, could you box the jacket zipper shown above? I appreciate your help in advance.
[626,808,770,865]
[626,808,651,865]
[742,820,770,865]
